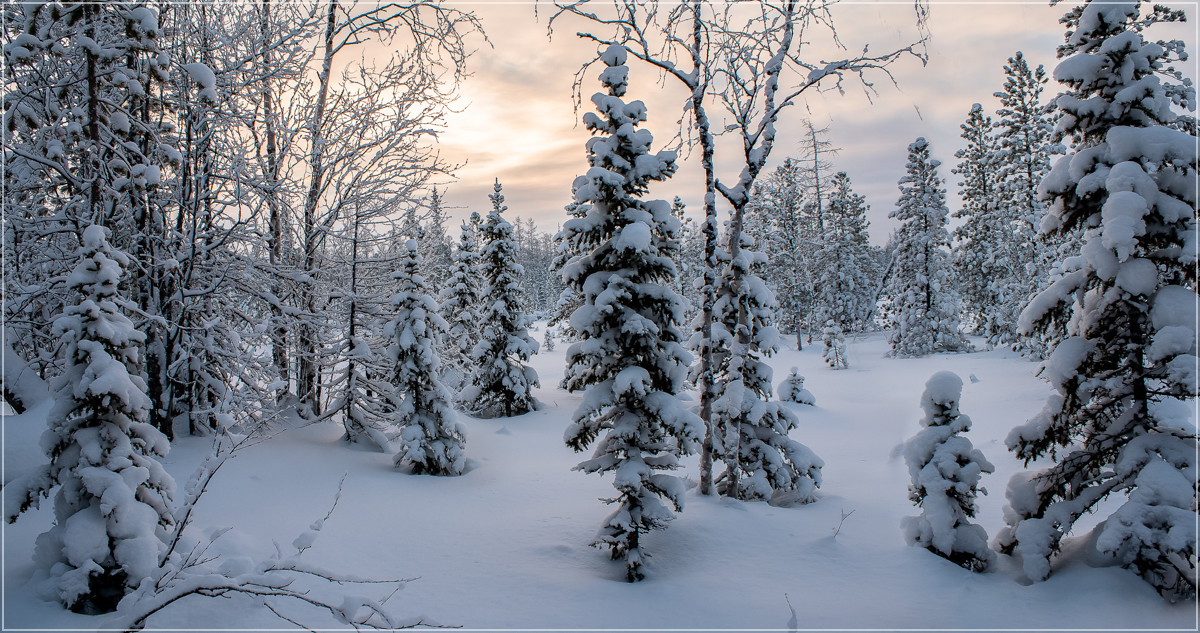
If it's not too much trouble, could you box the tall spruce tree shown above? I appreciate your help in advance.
[952,103,1011,342]
[559,44,701,582]
[5,226,175,613]
[998,1,1197,601]
[816,172,878,349]
[992,52,1060,351]
[754,159,814,347]
[420,189,455,293]
[460,180,539,417]
[888,138,970,357]
[390,240,465,476]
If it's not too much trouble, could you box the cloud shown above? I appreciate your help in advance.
[434,1,1198,245]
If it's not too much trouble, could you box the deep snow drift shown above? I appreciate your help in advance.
[3,330,1196,629]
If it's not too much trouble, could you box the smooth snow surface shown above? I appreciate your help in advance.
[4,331,1195,629]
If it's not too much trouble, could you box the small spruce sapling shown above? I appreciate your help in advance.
[777,368,815,406]
[822,321,847,369]
[902,371,995,572]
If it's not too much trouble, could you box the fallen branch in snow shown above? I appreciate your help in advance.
[109,430,444,630]
[832,508,855,538]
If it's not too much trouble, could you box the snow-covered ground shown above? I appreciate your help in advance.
[4,329,1196,630]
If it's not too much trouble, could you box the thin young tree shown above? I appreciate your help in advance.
[559,45,701,581]
[998,1,1197,601]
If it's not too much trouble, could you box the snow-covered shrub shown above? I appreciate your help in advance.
[997,2,1198,601]
[902,371,995,572]
[777,368,815,406]
[389,241,465,476]
[4,226,175,613]
[559,44,701,581]
[460,181,540,418]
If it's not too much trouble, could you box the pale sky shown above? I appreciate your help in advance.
[432,1,1197,245]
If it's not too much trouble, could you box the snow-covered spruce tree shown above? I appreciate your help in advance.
[710,232,823,503]
[551,195,587,343]
[888,138,970,357]
[420,189,454,293]
[992,51,1061,351]
[755,159,816,347]
[560,44,701,582]
[903,371,995,572]
[952,103,1010,341]
[438,214,484,392]
[997,2,1198,601]
[389,240,465,476]
[816,171,878,363]
[4,226,174,614]
[460,180,540,418]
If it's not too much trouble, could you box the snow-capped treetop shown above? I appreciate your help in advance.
[920,370,964,421]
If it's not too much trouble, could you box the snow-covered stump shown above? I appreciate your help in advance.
[4,226,176,613]
[389,241,465,477]
[902,371,995,572]
[777,368,815,406]
[559,44,701,582]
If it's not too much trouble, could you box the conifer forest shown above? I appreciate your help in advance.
[2,0,1196,629]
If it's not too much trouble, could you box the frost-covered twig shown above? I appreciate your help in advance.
[835,505,854,537]
[114,463,433,630]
